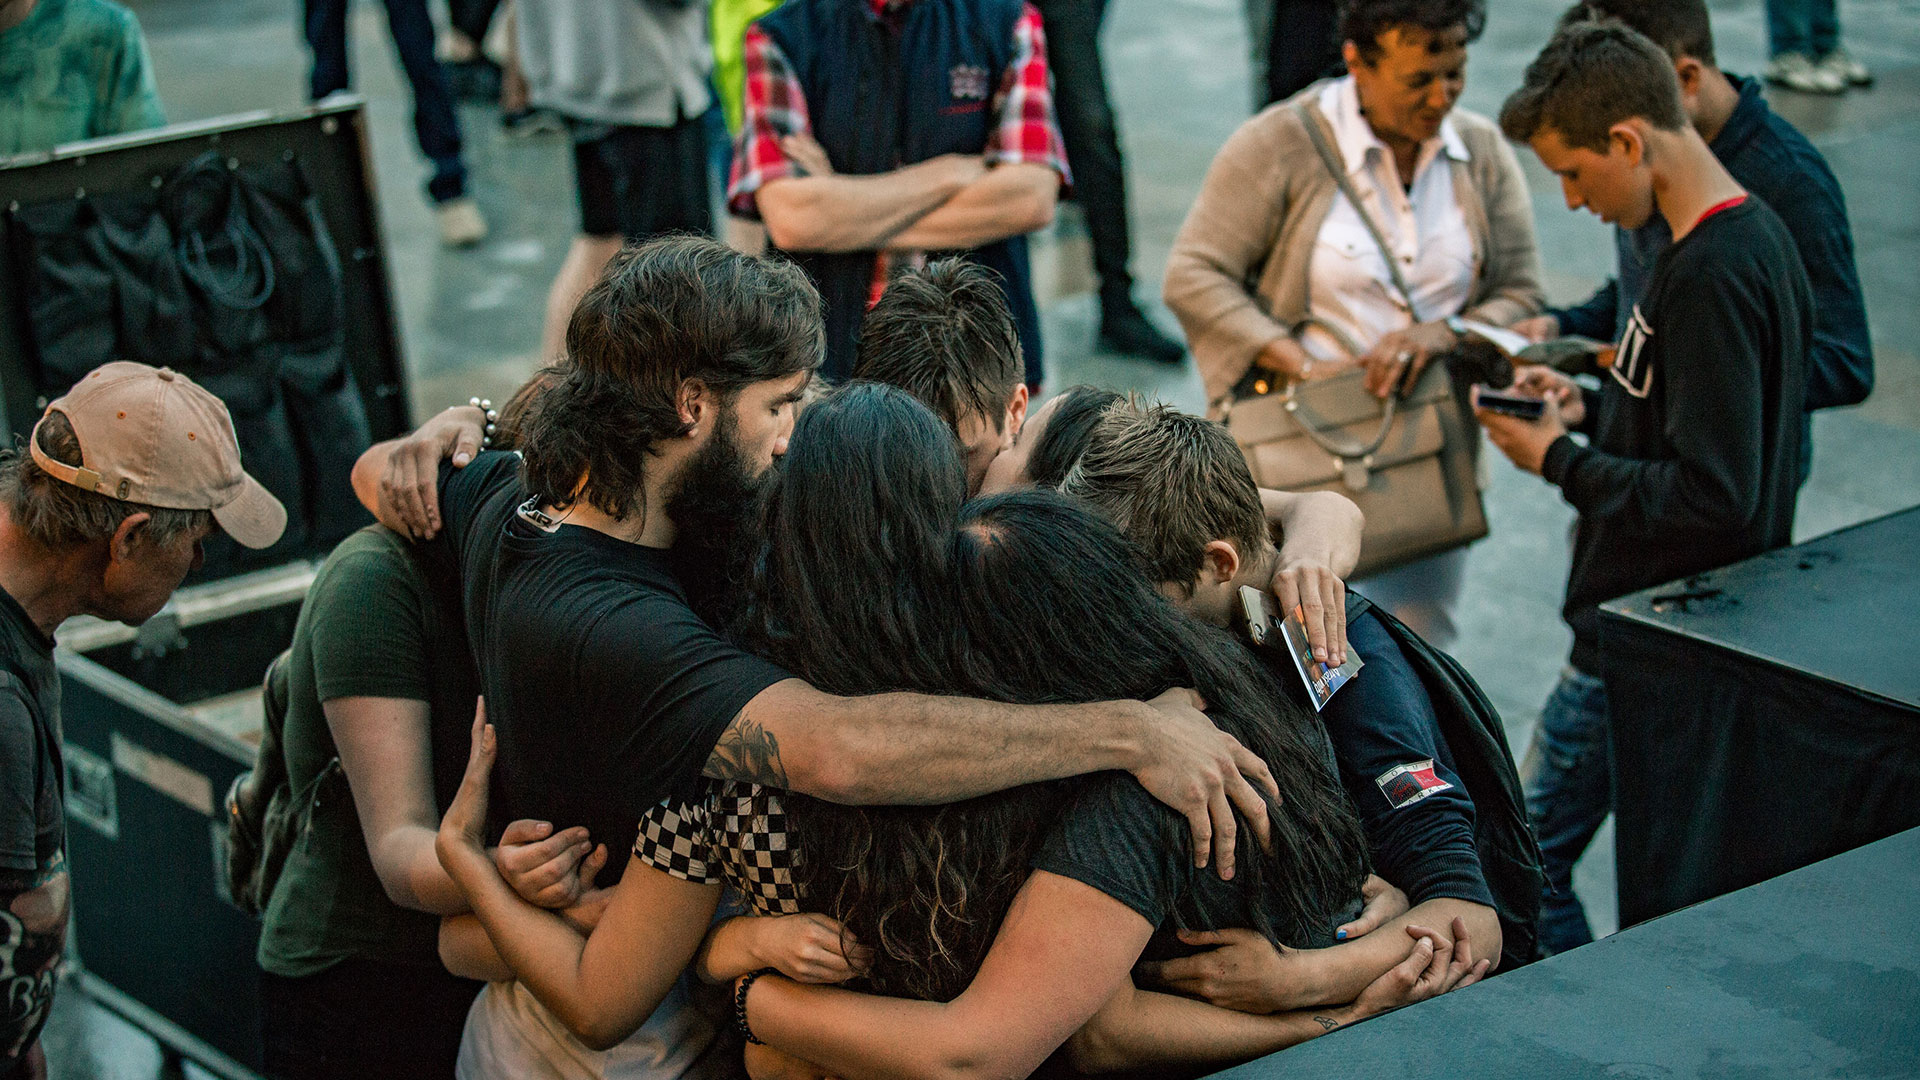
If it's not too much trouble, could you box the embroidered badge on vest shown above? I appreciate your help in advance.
[1376,760,1453,809]
[949,64,990,101]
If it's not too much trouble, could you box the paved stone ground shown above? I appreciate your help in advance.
[36,0,1920,1075]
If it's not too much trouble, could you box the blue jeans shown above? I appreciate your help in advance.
[1766,0,1840,58]
[1522,668,1612,955]
[305,0,468,202]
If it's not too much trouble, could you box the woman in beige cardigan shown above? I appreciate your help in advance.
[1164,0,1543,646]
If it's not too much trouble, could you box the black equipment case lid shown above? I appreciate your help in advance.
[0,98,411,607]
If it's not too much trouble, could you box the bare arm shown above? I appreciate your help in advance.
[883,163,1058,252]
[1141,897,1500,1013]
[695,914,871,986]
[707,681,1277,879]
[743,873,1481,1080]
[1070,920,1483,1073]
[743,872,1156,1080]
[438,886,617,983]
[436,711,725,1051]
[756,155,985,253]
[329,696,468,915]
[439,914,513,982]
[1065,982,1352,1073]
[1261,489,1365,667]
[349,406,487,541]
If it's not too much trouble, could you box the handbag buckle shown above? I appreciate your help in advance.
[1341,455,1373,492]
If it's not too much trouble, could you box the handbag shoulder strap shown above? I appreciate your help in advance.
[1292,99,1419,314]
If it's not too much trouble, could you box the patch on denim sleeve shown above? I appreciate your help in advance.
[1375,760,1453,810]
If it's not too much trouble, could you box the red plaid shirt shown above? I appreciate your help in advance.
[729,0,1069,299]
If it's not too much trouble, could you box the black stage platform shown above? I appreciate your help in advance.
[1601,506,1920,927]
[1209,825,1920,1079]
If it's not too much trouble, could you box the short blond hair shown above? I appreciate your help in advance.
[1060,402,1267,593]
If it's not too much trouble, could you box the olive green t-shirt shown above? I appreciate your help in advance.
[257,526,480,977]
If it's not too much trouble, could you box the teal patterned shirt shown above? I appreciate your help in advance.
[0,0,165,156]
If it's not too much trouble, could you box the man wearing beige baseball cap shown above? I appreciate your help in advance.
[0,361,283,1080]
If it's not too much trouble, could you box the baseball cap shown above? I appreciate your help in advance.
[29,362,287,549]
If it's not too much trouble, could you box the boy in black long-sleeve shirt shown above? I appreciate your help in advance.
[1482,22,1810,954]
[1520,0,1870,483]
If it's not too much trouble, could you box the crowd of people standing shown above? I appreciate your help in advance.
[0,0,1880,1078]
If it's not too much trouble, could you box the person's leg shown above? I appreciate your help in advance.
[1521,669,1613,956]
[304,0,351,101]
[1765,0,1809,57]
[379,0,470,203]
[1808,0,1838,55]
[541,132,626,363]
[1032,0,1181,362]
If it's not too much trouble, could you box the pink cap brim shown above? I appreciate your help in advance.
[213,472,288,549]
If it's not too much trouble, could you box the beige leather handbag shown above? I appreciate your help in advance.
[1219,102,1488,578]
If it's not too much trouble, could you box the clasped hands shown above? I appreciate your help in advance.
[1255,320,1460,399]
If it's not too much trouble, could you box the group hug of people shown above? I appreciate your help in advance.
[0,0,1872,1078]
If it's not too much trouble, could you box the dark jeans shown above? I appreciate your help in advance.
[1766,0,1841,57]
[1262,0,1344,106]
[304,0,468,202]
[1030,0,1134,308]
[1522,668,1613,955]
[261,955,482,1080]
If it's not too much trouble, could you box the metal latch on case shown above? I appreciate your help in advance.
[1341,456,1372,492]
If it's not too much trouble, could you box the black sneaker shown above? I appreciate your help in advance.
[1098,300,1187,364]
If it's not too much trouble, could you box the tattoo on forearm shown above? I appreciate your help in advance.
[704,716,787,787]
[1313,1015,1340,1033]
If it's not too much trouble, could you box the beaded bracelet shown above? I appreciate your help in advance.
[467,396,499,450]
[734,968,776,1045]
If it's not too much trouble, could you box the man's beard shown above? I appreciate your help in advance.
[665,410,774,623]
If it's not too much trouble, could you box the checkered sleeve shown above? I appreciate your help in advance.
[728,24,815,219]
[983,4,1071,187]
[635,789,724,884]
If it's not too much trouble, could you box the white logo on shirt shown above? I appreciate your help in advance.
[1612,304,1655,399]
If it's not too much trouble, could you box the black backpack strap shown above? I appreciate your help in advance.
[1344,588,1371,626]
[1352,598,1547,968]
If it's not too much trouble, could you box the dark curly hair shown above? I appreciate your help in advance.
[515,235,821,524]
[1341,0,1487,63]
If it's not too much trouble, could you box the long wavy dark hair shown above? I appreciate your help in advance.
[735,387,1367,1001]
[952,492,1371,950]
[734,383,1055,1002]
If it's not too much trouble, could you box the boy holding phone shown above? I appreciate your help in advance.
[1480,22,1810,953]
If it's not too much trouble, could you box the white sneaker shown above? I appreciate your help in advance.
[436,196,488,247]
[1766,52,1845,94]
[1818,47,1873,87]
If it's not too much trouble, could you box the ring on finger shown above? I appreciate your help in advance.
[1395,350,1414,365]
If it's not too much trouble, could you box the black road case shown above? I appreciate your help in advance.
[0,99,411,1078]
[1599,507,1920,930]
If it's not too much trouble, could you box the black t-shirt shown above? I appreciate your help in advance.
[0,584,61,886]
[1264,607,1492,911]
[0,582,64,1071]
[428,453,791,883]
[1031,773,1356,963]
[1543,199,1810,673]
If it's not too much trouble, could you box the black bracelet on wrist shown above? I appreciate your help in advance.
[466,397,499,450]
[735,967,776,1045]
